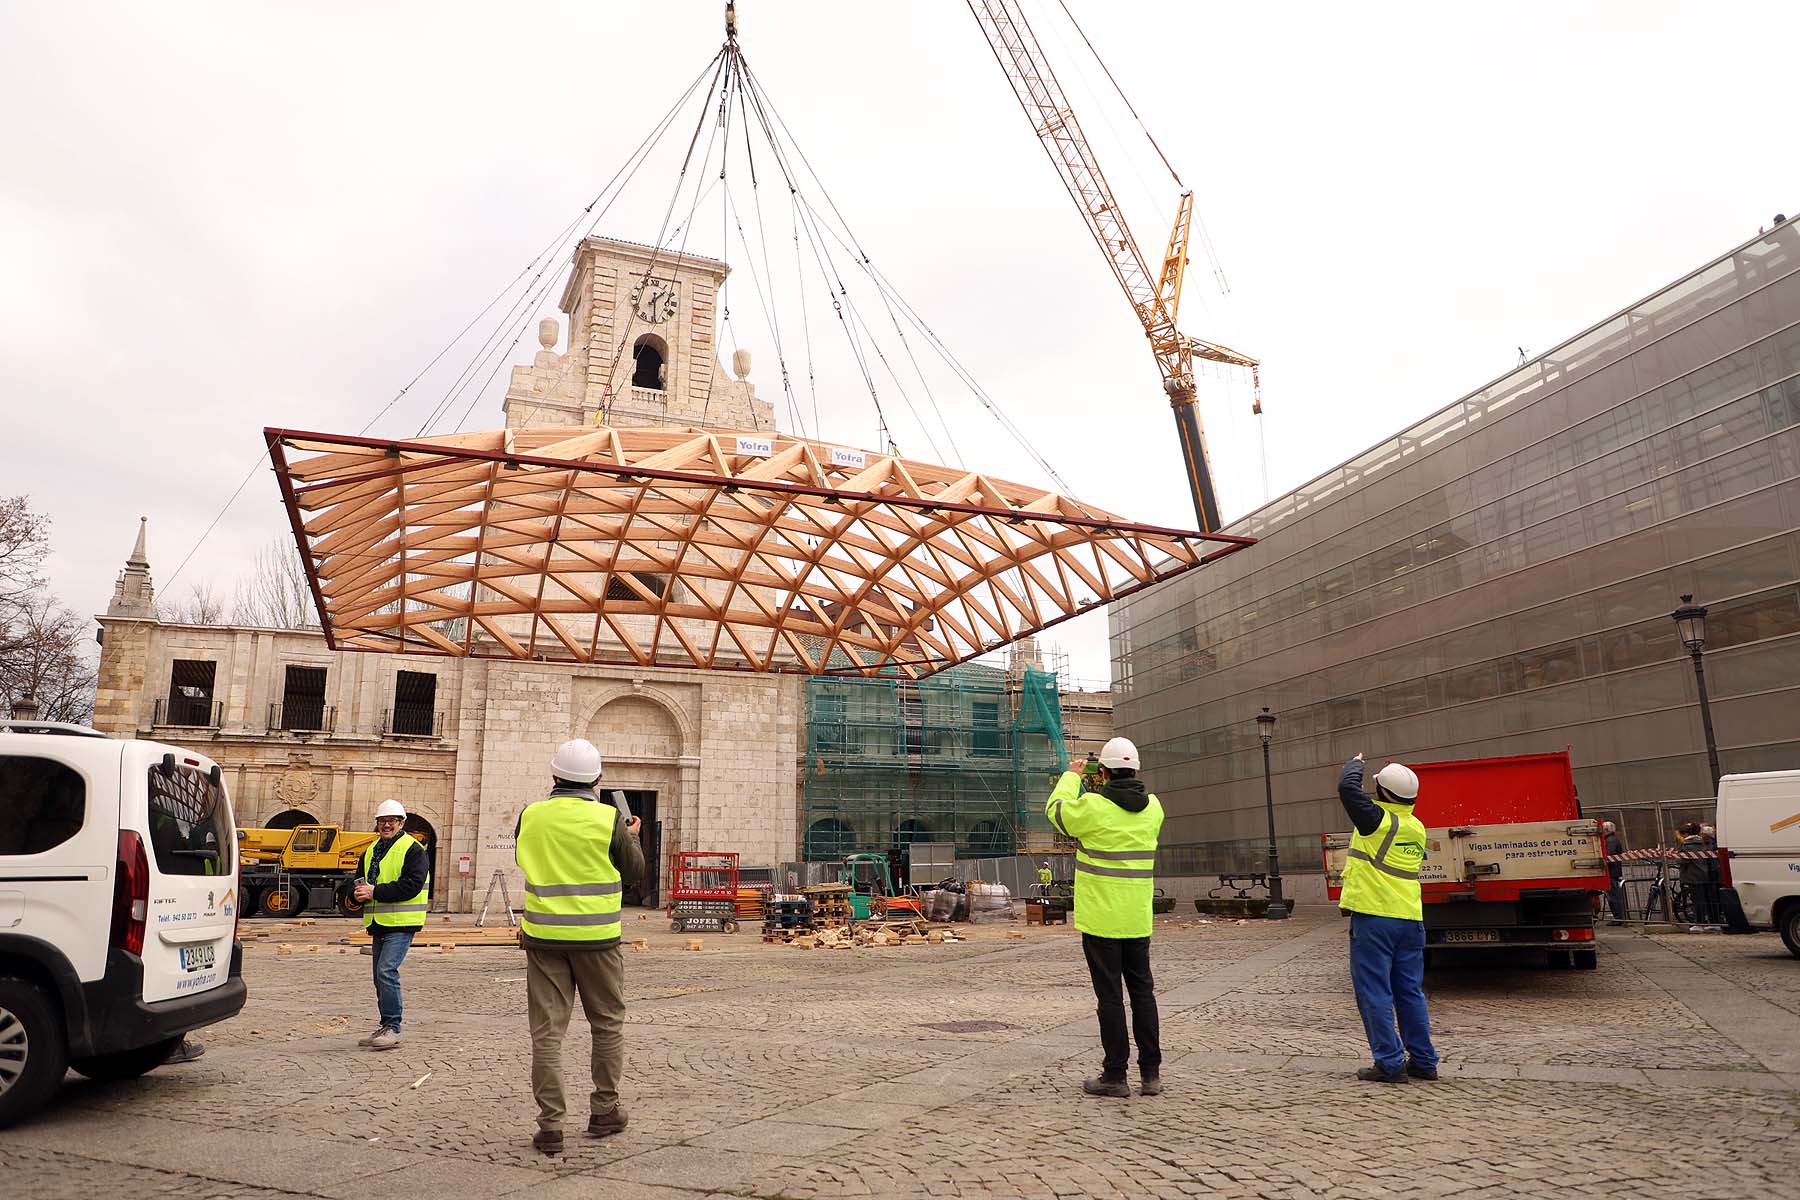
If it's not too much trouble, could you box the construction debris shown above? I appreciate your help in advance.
[686,938,705,951]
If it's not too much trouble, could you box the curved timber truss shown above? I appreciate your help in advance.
[266,425,1253,678]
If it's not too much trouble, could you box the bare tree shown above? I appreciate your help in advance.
[233,537,318,628]
[1,594,96,724]
[0,495,50,651]
[161,581,229,625]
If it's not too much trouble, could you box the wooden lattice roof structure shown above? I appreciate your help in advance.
[266,425,1253,678]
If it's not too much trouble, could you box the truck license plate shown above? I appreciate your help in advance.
[180,944,216,972]
[1442,929,1499,944]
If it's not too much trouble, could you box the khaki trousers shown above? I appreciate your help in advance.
[525,942,625,1131]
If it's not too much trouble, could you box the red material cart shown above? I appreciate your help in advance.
[668,851,740,933]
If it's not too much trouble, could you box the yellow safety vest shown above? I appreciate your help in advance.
[515,793,623,944]
[362,834,429,929]
[1339,800,1426,921]
[1045,771,1163,939]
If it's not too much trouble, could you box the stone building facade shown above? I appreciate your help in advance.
[92,238,801,911]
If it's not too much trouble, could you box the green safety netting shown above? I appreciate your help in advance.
[801,662,1069,864]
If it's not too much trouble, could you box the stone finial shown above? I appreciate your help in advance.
[107,516,158,619]
[732,348,752,381]
[538,318,559,351]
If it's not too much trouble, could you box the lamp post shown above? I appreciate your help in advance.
[1256,707,1288,919]
[1671,594,1722,793]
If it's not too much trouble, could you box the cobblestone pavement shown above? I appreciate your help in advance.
[5,910,1798,1198]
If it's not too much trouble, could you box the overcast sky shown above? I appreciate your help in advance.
[2,1,1793,684]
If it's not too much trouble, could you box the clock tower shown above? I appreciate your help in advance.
[502,235,772,433]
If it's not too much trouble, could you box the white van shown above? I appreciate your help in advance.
[1716,769,1800,957]
[0,721,246,1127]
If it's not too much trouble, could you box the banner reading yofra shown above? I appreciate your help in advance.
[735,435,773,458]
[829,446,866,470]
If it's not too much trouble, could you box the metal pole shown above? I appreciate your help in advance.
[1262,739,1288,919]
[1690,647,1722,794]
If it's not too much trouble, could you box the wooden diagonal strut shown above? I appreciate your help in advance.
[265,426,1254,676]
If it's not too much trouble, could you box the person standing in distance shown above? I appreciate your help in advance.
[354,799,430,1051]
[516,738,644,1155]
[1338,753,1438,1082]
[1046,736,1165,1098]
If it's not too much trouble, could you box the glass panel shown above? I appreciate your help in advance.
[0,756,86,856]
[146,762,232,877]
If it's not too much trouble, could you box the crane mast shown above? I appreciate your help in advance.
[968,0,1259,533]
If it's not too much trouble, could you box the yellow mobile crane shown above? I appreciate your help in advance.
[968,1,1260,533]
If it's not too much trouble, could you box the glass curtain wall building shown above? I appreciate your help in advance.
[1112,219,1800,877]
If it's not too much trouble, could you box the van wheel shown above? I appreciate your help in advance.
[1781,906,1800,960]
[1573,949,1598,970]
[0,976,67,1130]
[1547,950,1572,969]
[259,883,302,918]
[70,1037,181,1083]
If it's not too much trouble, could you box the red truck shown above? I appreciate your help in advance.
[1323,751,1609,969]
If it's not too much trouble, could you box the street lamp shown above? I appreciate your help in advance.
[1671,594,1722,793]
[1256,707,1288,919]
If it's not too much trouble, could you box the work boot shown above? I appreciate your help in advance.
[1356,1065,1406,1083]
[587,1106,629,1138]
[1405,1061,1438,1081]
[1139,1074,1164,1097]
[163,1037,205,1064]
[356,1026,385,1047]
[368,1027,402,1051]
[1082,1075,1131,1098]
[533,1129,563,1156]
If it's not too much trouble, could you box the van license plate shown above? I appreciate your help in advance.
[180,945,216,972]
[1442,929,1499,944]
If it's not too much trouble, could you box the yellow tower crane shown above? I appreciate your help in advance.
[968,0,1261,533]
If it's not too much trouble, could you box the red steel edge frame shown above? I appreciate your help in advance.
[263,427,1256,676]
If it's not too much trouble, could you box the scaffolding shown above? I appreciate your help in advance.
[802,663,1068,867]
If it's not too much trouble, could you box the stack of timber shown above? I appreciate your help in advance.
[735,885,768,922]
[802,882,853,926]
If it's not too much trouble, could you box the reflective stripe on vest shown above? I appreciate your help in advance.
[515,794,622,943]
[1043,772,1163,939]
[1339,802,1426,921]
[362,834,430,930]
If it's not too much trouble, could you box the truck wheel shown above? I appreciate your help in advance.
[336,884,365,918]
[70,1037,181,1083]
[1573,949,1598,970]
[1780,906,1800,960]
[0,976,67,1130]
[239,886,261,917]
[258,883,302,918]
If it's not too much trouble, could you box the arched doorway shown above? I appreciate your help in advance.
[402,814,439,908]
[266,808,317,830]
[967,819,1007,857]
[632,334,667,390]
[805,818,852,862]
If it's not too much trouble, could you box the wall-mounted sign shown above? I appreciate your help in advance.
[735,435,773,459]
[456,854,473,876]
[829,446,867,470]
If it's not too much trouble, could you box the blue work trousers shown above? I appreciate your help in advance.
[1348,912,1437,1073]
[370,927,416,1031]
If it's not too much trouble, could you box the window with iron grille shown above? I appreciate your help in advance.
[605,571,669,602]
[281,665,327,732]
[391,670,437,736]
[165,660,216,726]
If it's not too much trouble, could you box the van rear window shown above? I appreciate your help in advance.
[0,755,85,855]
[146,762,232,877]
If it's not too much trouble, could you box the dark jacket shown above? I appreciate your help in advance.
[1678,834,1710,887]
[1603,832,1624,880]
[1337,758,1385,837]
[514,785,646,951]
[366,835,429,904]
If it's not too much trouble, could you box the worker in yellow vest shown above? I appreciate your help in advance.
[1045,736,1165,1098]
[351,798,430,1051]
[515,738,644,1155]
[1338,753,1439,1082]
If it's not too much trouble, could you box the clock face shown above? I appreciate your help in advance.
[631,278,678,325]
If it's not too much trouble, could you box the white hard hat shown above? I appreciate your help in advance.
[1375,762,1420,802]
[1098,736,1139,771]
[1603,820,1616,833]
[551,738,602,784]
[375,799,406,821]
